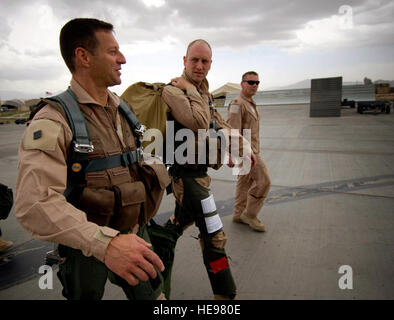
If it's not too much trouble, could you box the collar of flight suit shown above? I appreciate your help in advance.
[240,92,259,120]
[70,78,126,148]
[70,78,121,108]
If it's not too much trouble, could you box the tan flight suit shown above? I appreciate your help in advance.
[227,93,271,221]
[15,78,169,300]
[160,71,237,299]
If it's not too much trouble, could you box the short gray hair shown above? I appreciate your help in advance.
[242,71,259,80]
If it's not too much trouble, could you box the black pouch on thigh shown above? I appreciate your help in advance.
[56,245,108,300]
[79,187,115,226]
[110,181,146,231]
[147,219,183,299]
[108,224,163,300]
[147,219,183,268]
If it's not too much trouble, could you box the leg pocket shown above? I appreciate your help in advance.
[108,225,163,300]
[57,245,108,300]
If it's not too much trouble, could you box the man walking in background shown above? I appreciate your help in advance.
[227,71,271,232]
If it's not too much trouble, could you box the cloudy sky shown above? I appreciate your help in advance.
[0,0,393,100]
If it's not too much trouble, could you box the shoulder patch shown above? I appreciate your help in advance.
[23,119,62,151]
[229,104,240,114]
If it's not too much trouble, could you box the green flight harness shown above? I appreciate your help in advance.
[36,88,170,299]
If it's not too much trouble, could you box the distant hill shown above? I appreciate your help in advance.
[267,79,311,90]
[0,89,64,103]
[266,79,394,91]
[0,90,40,101]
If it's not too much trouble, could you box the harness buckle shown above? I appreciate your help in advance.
[134,124,147,137]
[74,142,94,154]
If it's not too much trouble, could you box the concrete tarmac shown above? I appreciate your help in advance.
[0,104,393,300]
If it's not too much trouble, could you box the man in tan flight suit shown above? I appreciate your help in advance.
[15,18,168,300]
[160,40,255,300]
[227,71,271,232]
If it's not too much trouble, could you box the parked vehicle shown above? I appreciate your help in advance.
[341,99,356,108]
[14,118,27,124]
[356,100,391,114]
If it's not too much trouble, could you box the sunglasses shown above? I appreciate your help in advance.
[243,80,260,85]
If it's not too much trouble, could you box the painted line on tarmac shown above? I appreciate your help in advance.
[156,174,394,224]
[1,174,393,291]
[0,239,53,291]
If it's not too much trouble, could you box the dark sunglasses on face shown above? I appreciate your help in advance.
[243,80,260,85]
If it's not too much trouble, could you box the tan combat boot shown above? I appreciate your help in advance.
[239,213,266,232]
[232,215,242,223]
[0,237,13,252]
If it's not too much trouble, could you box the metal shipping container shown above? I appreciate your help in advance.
[310,77,342,117]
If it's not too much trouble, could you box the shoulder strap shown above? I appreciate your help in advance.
[118,98,146,147]
[46,88,93,199]
[118,98,144,133]
[48,88,94,154]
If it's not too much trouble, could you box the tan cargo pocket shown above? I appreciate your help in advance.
[79,187,115,226]
[194,176,211,190]
[211,231,227,249]
[111,181,146,231]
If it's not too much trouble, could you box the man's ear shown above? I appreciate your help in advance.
[74,47,91,68]
[183,55,186,67]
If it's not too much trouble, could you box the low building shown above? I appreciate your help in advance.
[1,99,25,110]
[212,82,241,107]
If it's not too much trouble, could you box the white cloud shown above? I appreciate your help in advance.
[291,1,394,53]
[7,4,59,55]
[0,0,393,99]
[294,15,349,51]
[120,36,179,56]
[141,0,166,8]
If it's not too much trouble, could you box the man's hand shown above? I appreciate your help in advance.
[104,234,164,286]
[171,77,196,91]
[227,156,235,168]
[227,153,256,169]
[250,153,257,168]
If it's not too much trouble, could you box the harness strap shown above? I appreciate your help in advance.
[118,99,146,145]
[48,88,94,155]
[46,88,144,200]
[85,149,143,172]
